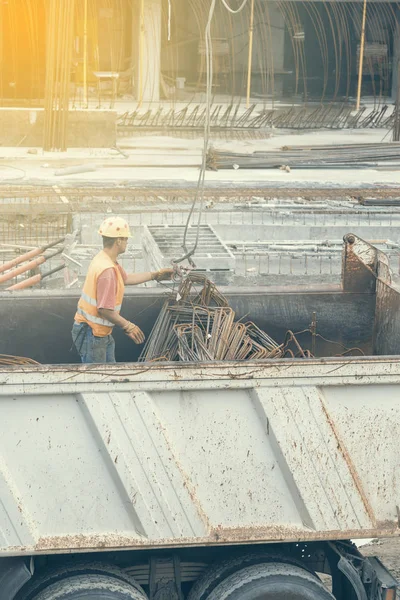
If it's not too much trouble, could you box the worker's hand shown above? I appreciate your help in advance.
[122,321,145,344]
[152,268,174,282]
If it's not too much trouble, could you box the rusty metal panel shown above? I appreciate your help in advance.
[373,257,400,355]
[0,359,399,556]
[342,234,378,294]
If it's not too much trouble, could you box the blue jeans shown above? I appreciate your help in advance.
[72,322,116,364]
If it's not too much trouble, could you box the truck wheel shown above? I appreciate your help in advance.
[205,563,335,600]
[188,552,312,600]
[28,574,148,600]
[17,562,145,600]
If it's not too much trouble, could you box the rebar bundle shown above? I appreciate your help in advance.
[43,0,75,151]
[178,273,229,307]
[0,354,40,366]
[139,274,283,363]
[206,142,400,171]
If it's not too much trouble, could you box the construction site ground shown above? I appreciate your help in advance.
[1,128,400,188]
[2,124,400,289]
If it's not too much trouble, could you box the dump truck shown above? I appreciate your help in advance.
[0,234,399,600]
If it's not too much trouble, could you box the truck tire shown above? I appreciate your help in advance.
[16,563,145,600]
[187,552,313,600]
[28,574,147,600]
[206,563,335,600]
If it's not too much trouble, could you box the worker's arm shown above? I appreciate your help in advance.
[125,268,174,286]
[98,308,145,344]
[125,272,154,286]
[98,308,129,328]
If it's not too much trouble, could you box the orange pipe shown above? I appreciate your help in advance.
[7,274,41,291]
[0,248,41,274]
[6,264,66,291]
[0,255,46,284]
[0,237,65,274]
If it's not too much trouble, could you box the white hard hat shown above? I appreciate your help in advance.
[98,217,132,238]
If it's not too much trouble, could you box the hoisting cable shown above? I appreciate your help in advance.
[219,0,249,13]
[173,0,249,269]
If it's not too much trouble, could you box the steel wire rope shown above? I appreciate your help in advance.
[278,1,301,101]
[286,1,306,102]
[219,0,249,15]
[0,166,27,180]
[173,0,216,265]
[174,0,249,266]
[310,2,336,103]
[253,0,268,106]
[363,2,379,106]
[295,3,308,103]
[368,2,389,106]
[330,2,351,102]
[221,0,248,104]
[263,1,276,104]
[226,7,236,106]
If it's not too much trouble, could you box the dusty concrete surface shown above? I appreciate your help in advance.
[0,129,399,188]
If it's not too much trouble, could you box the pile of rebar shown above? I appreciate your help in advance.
[139,274,283,363]
[0,355,40,366]
[206,143,400,171]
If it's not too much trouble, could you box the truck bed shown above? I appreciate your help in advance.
[0,357,399,557]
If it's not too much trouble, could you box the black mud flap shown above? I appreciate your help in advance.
[337,555,368,600]
[0,557,32,600]
[329,541,398,600]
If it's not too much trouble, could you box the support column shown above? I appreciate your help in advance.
[135,0,162,103]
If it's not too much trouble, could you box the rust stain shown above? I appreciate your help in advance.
[21,521,400,555]
[342,234,377,294]
[318,394,377,528]
[154,415,211,530]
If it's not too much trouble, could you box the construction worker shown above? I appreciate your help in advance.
[72,217,173,363]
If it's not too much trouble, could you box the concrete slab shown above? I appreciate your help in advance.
[0,127,399,188]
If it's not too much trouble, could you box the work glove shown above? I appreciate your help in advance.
[152,268,174,282]
[122,320,145,344]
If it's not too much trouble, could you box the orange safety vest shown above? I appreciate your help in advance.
[75,250,125,337]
